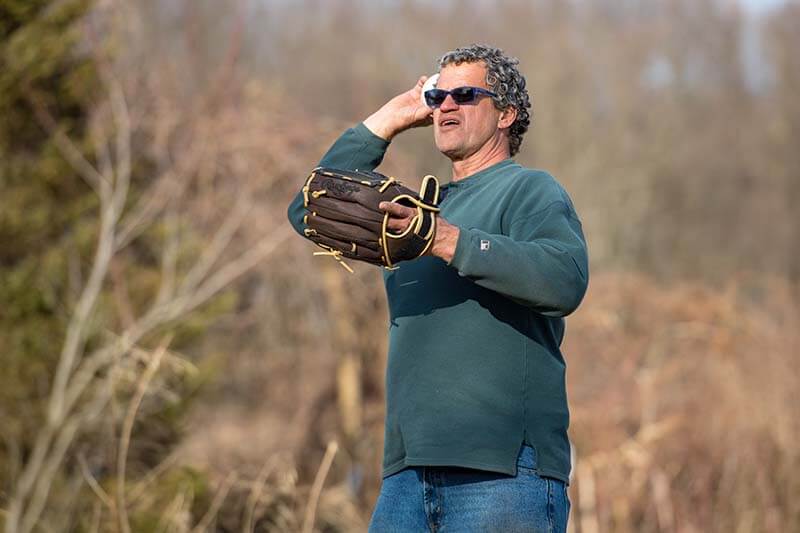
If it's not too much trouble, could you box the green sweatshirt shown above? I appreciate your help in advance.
[287,123,588,482]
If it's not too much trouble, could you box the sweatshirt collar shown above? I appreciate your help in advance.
[442,158,516,189]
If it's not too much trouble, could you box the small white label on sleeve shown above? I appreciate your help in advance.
[480,239,490,251]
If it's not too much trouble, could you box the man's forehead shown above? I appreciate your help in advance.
[438,62,488,87]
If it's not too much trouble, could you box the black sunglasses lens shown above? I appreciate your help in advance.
[425,87,486,107]
[450,87,477,104]
[425,89,447,107]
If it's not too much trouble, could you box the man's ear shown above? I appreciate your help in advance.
[498,106,517,129]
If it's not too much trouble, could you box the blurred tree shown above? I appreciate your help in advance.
[0,0,100,505]
[0,1,273,530]
[765,3,800,281]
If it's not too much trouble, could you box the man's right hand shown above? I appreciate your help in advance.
[363,76,434,141]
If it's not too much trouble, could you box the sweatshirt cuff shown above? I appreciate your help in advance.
[354,122,391,150]
[449,227,482,275]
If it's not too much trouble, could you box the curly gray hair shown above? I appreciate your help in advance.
[438,44,531,156]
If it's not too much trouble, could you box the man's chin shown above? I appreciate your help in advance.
[437,144,468,161]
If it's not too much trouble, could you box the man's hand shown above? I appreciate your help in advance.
[380,201,460,263]
[363,76,434,141]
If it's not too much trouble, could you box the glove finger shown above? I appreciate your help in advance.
[308,198,384,233]
[419,174,441,205]
[307,216,381,251]
[309,172,407,215]
[309,234,384,265]
[308,172,383,208]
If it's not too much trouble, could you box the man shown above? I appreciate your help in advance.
[287,44,588,532]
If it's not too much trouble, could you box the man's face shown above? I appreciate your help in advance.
[432,62,504,161]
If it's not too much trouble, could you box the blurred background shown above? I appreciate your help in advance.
[1,0,798,531]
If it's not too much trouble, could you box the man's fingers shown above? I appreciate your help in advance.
[386,218,409,231]
[380,201,415,218]
[380,202,416,231]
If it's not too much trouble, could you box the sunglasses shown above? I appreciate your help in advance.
[424,86,498,108]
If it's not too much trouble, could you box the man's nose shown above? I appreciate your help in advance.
[439,94,460,112]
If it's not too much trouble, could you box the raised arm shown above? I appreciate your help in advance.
[362,76,433,141]
[287,76,434,236]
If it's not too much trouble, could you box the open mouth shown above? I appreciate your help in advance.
[439,118,460,128]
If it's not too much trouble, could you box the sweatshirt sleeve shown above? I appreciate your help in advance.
[448,200,589,317]
[286,123,390,236]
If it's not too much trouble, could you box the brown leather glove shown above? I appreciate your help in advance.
[302,167,440,271]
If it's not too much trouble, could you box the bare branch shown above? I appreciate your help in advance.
[302,440,339,533]
[129,336,197,377]
[78,453,114,509]
[67,242,83,310]
[49,227,288,439]
[7,338,127,533]
[113,140,208,252]
[62,344,125,422]
[178,192,252,295]
[26,91,110,197]
[192,471,238,533]
[155,204,180,305]
[19,418,81,533]
[89,500,102,533]
[48,194,118,424]
[90,109,115,185]
[108,75,132,216]
[5,425,54,529]
[244,457,278,533]
[19,371,116,533]
[182,225,292,313]
[110,258,136,328]
[44,73,137,434]
[116,336,171,533]
[128,450,180,504]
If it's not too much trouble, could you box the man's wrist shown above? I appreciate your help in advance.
[430,216,460,263]
[363,109,400,141]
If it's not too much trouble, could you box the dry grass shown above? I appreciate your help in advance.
[177,270,798,532]
[564,273,800,532]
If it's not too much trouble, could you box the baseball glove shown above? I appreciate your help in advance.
[301,167,440,272]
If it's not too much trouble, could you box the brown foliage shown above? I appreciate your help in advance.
[4,1,800,531]
[565,273,800,532]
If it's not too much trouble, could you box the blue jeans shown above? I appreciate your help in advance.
[368,444,570,532]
